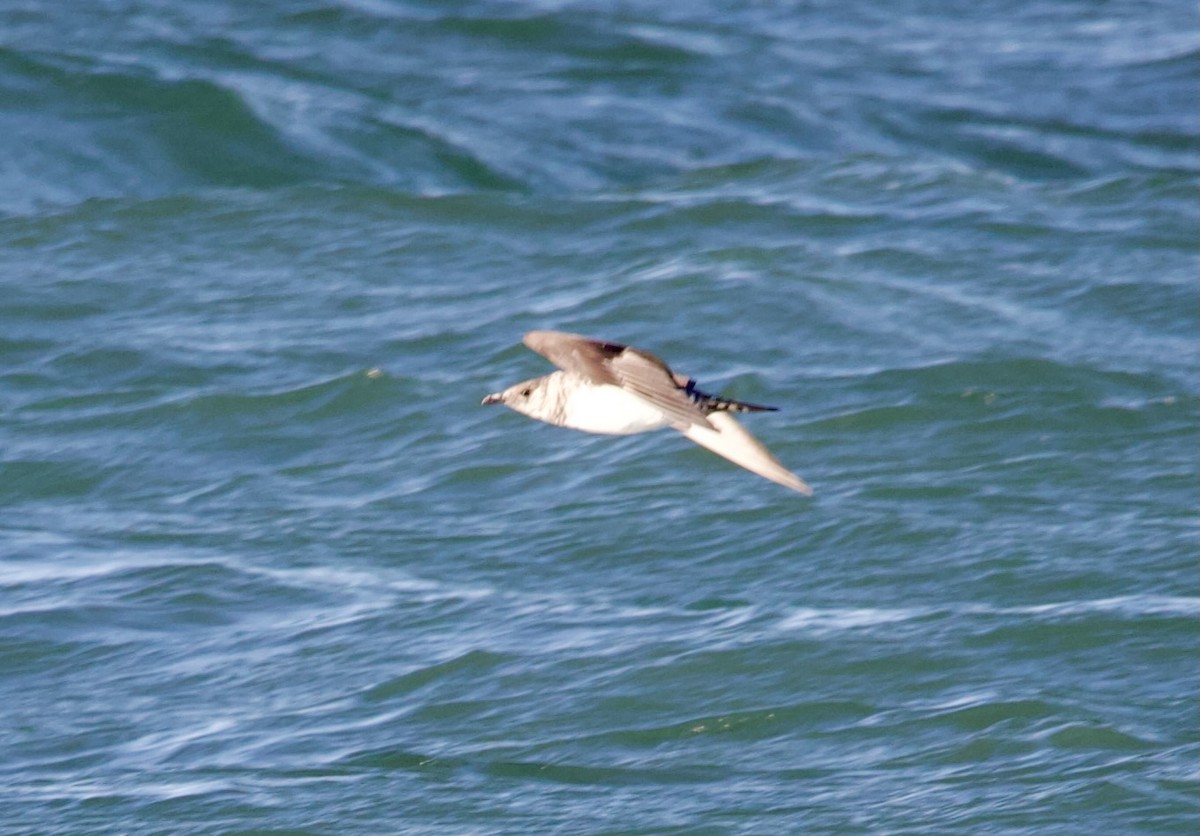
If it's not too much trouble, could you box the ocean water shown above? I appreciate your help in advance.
[1,0,1197,832]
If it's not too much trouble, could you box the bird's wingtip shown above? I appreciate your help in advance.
[522,330,556,346]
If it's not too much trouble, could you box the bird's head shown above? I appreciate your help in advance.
[481,375,554,420]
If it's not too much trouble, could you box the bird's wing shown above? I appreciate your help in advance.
[523,330,712,430]
[681,410,812,495]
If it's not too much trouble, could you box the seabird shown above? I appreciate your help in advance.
[482,330,811,495]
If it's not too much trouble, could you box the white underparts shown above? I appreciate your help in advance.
[561,382,671,435]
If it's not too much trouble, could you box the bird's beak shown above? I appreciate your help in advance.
[481,393,502,405]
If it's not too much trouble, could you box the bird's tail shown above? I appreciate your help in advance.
[678,377,778,414]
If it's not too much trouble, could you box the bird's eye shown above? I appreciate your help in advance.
[520,388,531,397]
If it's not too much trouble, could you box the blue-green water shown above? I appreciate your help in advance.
[2,1,1198,832]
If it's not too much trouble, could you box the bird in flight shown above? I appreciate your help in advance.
[482,330,811,495]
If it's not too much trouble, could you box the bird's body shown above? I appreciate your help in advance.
[556,375,670,435]
[482,330,811,495]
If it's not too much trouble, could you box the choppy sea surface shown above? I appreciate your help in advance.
[2,1,1198,832]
